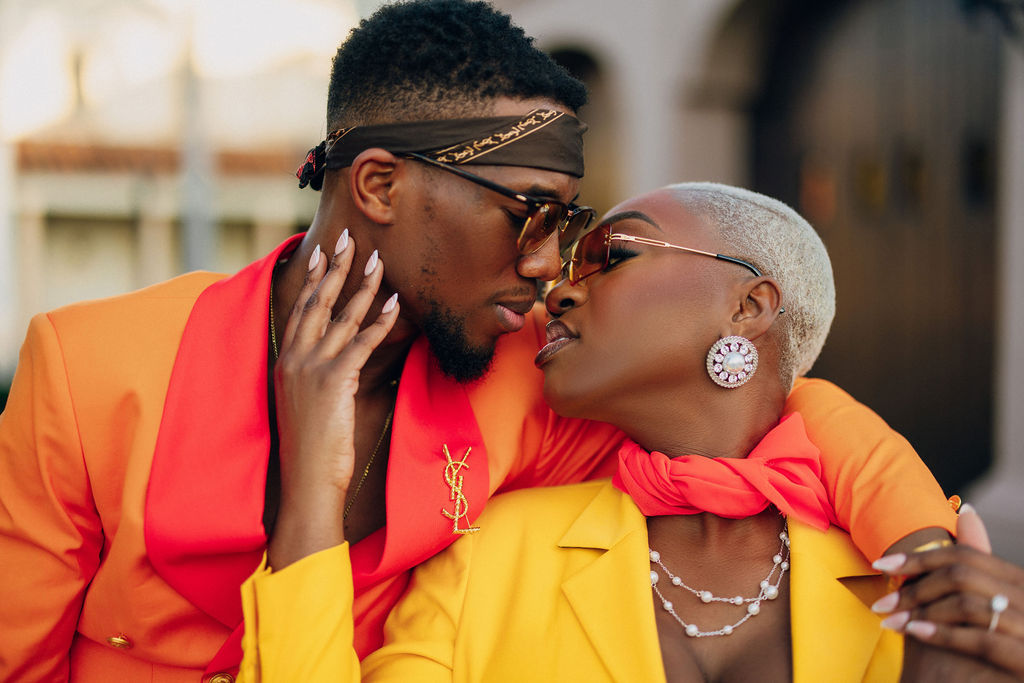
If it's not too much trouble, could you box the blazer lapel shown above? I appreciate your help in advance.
[789,521,893,683]
[554,489,895,683]
[559,483,667,683]
[146,236,302,628]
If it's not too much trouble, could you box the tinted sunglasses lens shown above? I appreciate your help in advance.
[518,203,569,254]
[568,227,610,283]
[559,207,595,251]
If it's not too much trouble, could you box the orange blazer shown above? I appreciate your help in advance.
[0,237,955,681]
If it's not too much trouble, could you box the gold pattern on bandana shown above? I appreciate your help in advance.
[432,109,563,164]
[441,445,480,535]
[325,126,355,155]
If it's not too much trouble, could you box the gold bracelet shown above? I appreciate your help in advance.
[885,539,955,590]
[910,538,954,554]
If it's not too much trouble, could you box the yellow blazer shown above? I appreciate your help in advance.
[240,480,902,682]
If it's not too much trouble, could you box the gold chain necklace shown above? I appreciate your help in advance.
[269,267,396,520]
[343,408,394,520]
[269,268,280,358]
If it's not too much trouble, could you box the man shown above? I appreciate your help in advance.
[0,1,955,681]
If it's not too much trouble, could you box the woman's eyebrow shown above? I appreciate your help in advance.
[600,210,662,232]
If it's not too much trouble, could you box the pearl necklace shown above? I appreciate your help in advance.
[649,521,790,638]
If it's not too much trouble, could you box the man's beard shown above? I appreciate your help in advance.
[421,303,495,384]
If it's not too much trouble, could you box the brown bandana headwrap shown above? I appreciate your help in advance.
[296,108,585,191]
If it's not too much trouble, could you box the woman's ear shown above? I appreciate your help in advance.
[349,148,401,225]
[729,276,783,341]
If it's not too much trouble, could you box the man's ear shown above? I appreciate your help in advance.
[349,148,401,225]
[729,277,784,341]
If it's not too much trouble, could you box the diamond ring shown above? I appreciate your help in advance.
[989,593,1009,633]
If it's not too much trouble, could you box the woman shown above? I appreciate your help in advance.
[241,183,1023,681]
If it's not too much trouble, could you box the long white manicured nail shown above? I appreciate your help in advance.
[905,620,936,639]
[871,591,900,614]
[363,250,379,276]
[382,293,399,314]
[335,229,349,255]
[880,611,910,631]
[872,554,906,573]
[308,244,321,270]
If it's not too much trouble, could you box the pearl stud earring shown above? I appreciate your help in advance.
[706,336,758,388]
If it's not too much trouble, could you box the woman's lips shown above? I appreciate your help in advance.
[535,320,577,367]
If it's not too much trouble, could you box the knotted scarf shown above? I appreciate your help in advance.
[612,413,838,530]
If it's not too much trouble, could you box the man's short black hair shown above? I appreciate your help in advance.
[327,0,588,128]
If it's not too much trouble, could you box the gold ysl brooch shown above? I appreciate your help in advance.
[441,444,480,535]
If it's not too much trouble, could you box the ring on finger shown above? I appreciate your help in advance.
[989,593,1009,633]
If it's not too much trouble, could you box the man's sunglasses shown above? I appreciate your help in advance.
[562,224,764,285]
[402,152,595,254]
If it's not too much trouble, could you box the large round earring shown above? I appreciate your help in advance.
[706,336,758,388]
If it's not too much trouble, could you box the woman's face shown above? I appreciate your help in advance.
[536,189,742,422]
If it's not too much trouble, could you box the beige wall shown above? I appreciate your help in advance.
[3,169,315,383]
[0,142,16,379]
[495,0,741,197]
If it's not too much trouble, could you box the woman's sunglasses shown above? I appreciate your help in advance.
[562,224,763,285]
[403,152,595,254]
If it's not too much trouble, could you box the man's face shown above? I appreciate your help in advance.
[384,99,581,382]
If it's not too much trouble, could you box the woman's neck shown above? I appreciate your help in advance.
[615,383,788,460]
[648,508,785,549]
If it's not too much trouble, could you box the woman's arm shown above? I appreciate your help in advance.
[240,237,400,680]
[239,534,469,682]
[240,546,362,681]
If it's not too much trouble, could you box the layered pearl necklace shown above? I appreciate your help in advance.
[649,521,790,638]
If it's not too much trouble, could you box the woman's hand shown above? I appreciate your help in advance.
[871,504,1024,680]
[269,232,399,571]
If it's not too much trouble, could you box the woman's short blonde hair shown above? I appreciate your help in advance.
[668,182,836,387]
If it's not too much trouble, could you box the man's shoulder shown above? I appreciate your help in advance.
[128,270,227,299]
[29,271,228,369]
[40,271,225,339]
[45,271,226,323]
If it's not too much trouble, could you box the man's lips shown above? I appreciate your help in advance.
[535,319,577,367]
[498,298,535,316]
[495,298,535,332]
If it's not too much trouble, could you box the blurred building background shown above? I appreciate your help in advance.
[1,0,1021,559]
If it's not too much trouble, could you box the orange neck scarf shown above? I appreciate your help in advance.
[612,413,839,530]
